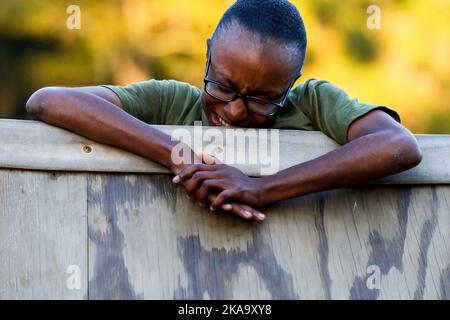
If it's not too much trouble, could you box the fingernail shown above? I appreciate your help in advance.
[256,213,266,220]
[222,204,232,211]
[210,205,216,211]
[243,210,252,218]
[172,176,180,183]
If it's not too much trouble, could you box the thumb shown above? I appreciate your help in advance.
[201,151,222,165]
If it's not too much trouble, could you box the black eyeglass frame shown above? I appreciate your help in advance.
[203,51,302,116]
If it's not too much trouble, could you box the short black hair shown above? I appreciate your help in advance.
[211,0,307,72]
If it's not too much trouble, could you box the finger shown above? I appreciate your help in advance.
[208,198,252,220]
[208,191,265,221]
[209,189,235,211]
[230,204,254,220]
[195,179,227,204]
[207,193,233,211]
[201,152,222,165]
[172,164,216,184]
[238,203,266,221]
[209,193,254,220]
[184,171,224,198]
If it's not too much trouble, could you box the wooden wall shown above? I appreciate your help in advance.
[0,120,449,299]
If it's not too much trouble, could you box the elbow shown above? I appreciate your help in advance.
[391,132,423,170]
[26,87,60,120]
[26,88,46,120]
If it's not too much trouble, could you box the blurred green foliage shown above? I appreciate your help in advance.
[0,0,449,133]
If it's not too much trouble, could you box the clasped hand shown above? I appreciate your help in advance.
[172,152,267,221]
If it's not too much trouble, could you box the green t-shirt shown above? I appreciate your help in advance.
[103,78,400,145]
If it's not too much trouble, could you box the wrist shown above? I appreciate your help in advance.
[168,148,201,175]
[258,174,280,207]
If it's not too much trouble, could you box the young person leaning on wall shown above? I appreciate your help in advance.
[26,0,422,222]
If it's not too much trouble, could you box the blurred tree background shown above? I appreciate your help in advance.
[0,0,449,133]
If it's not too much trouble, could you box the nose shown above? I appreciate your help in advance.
[224,97,249,122]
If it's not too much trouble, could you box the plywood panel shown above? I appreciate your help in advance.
[86,173,450,299]
[0,169,88,299]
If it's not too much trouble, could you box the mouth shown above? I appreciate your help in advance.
[211,111,237,128]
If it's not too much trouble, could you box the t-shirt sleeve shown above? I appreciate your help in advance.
[296,79,401,145]
[102,79,162,124]
[101,79,201,125]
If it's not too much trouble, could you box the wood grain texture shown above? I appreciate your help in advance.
[1,119,450,183]
[1,119,449,299]
[0,169,88,299]
[86,173,449,299]
[0,169,448,299]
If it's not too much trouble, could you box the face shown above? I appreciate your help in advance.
[202,26,299,128]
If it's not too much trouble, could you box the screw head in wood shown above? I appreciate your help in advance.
[83,145,93,153]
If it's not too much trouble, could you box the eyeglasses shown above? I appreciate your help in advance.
[203,51,301,116]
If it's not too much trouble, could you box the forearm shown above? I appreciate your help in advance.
[261,130,422,205]
[27,88,192,173]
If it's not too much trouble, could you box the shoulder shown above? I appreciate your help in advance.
[102,78,201,109]
[108,79,201,96]
[289,78,342,100]
[160,79,202,100]
[286,78,339,116]
[125,79,200,97]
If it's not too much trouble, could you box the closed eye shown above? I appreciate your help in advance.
[217,84,235,94]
